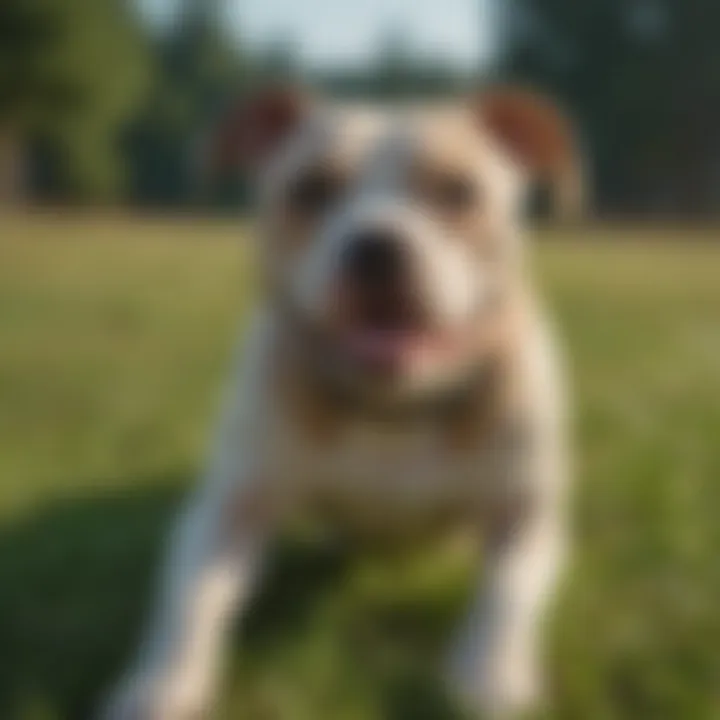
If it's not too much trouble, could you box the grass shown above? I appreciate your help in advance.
[0,215,719,720]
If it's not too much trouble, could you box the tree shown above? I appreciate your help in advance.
[0,0,153,203]
[498,0,720,216]
[124,0,249,207]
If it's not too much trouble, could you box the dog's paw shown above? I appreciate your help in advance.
[445,652,541,719]
[98,671,210,720]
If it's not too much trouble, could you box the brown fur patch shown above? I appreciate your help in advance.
[474,86,584,217]
[273,324,346,446]
[440,294,525,453]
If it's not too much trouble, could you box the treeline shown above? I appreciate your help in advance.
[0,0,474,210]
[500,0,720,217]
[2,0,720,216]
[1,0,249,207]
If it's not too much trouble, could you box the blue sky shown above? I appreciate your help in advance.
[138,0,496,69]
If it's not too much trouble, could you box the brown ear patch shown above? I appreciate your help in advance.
[474,86,584,217]
[206,85,308,178]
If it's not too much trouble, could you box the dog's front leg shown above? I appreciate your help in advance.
[101,474,273,720]
[446,465,567,718]
[101,327,283,720]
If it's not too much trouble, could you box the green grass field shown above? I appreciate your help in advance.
[1,215,719,720]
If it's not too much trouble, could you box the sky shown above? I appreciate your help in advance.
[138,0,496,70]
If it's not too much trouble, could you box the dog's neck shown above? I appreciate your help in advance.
[272,296,523,449]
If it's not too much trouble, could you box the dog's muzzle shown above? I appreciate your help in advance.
[334,226,439,375]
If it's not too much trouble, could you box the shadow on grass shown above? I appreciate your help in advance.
[0,475,186,720]
[0,473,468,720]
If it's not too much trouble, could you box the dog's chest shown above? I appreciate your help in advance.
[282,421,505,531]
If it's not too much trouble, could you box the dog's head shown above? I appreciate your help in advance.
[208,86,581,407]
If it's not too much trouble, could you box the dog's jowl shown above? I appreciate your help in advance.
[101,86,581,720]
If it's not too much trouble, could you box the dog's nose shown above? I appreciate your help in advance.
[341,229,408,289]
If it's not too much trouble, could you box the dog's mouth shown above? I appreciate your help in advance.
[343,328,462,377]
[338,290,464,376]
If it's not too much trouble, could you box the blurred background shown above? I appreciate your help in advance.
[2,0,720,215]
[1,2,719,720]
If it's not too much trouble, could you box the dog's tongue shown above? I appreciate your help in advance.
[347,330,422,368]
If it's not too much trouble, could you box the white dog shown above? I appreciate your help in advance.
[102,85,581,719]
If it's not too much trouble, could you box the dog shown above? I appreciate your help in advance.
[101,85,581,719]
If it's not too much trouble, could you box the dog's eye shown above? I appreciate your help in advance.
[428,174,477,214]
[287,170,342,215]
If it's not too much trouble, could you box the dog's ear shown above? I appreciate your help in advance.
[202,85,310,180]
[472,86,585,218]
